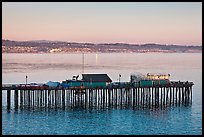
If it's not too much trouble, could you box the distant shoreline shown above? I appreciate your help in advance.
[2,39,202,53]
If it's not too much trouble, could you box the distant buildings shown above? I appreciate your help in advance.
[50,48,62,53]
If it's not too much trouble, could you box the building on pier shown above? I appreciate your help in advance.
[62,74,112,88]
[147,73,170,80]
[82,74,112,87]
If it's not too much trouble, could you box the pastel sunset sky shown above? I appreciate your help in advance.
[2,2,202,45]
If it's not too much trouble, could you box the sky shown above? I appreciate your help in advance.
[2,2,202,45]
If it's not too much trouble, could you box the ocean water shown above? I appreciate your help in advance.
[2,53,202,135]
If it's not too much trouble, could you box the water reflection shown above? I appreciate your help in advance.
[2,104,200,135]
[95,53,98,65]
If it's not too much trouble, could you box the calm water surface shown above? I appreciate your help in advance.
[2,53,202,135]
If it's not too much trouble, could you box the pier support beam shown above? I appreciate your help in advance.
[133,88,135,109]
[173,87,175,106]
[28,90,31,107]
[108,89,111,107]
[169,87,172,106]
[62,89,65,109]
[14,90,18,110]
[32,90,35,108]
[7,90,11,111]
[178,87,181,106]
[115,89,117,108]
[55,90,57,109]
[20,90,23,108]
[190,86,193,104]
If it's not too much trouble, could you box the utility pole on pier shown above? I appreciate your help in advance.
[82,53,84,74]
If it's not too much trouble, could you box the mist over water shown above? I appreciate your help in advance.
[2,53,202,135]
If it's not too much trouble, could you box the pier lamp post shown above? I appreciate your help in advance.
[26,75,28,85]
[119,74,121,84]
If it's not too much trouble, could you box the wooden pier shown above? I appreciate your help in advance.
[2,81,194,112]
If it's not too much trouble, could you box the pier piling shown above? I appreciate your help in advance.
[7,90,11,111]
[14,90,18,110]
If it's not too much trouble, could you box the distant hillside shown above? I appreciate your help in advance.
[2,39,202,53]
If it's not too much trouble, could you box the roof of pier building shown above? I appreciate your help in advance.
[82,74,112,82]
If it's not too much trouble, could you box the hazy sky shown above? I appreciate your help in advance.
[2,2,202,45]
